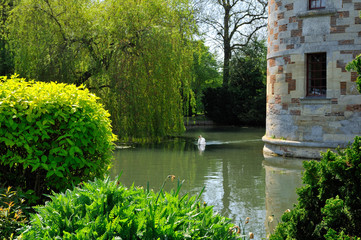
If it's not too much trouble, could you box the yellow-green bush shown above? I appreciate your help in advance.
[0,75,116,203]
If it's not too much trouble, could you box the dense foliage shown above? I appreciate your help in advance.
[270,137,361,240]
[0,187,28,239]
[20,177,239,239]
[189,41,222,115]
[7,0,196,142]
[0,0,14,76]
[202,40,266,126]
[0,75,116,203]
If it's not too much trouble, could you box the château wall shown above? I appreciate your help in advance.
[263,0,361,158]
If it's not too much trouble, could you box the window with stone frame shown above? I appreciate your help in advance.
[307,53,327,97]
[309,0,326,10]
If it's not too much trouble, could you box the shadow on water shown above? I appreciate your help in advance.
[109,127,305,239]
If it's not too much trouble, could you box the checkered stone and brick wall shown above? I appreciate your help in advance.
[263,0,361,158]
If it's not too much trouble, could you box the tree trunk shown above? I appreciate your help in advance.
[223,3,231,87]
[223,40,231,87]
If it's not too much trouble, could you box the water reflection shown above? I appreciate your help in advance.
[263,156,304,236]
[197,143,206,153]
[109,127,305,239]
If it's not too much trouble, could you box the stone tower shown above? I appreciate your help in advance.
[263,0,361,159]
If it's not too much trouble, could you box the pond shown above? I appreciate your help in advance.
[109,127,305,239]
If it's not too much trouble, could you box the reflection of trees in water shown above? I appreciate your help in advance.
[109,128,281,239]
[109,137,208,194]
[201,143,266,238]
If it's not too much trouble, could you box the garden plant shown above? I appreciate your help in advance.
[270,137,361,239]
[0,186,27,239]
[20,176,241,239]
[0,75,116,204]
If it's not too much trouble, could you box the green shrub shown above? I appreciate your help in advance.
[0,75,116,203]
[0,186,28,240]
[270,136,361,240]
[20,176,238,239]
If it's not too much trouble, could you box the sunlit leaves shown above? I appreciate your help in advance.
[99,0,196,141]
[21,177,238,239]
[0,75,116,202]
[0,186,27,239]
[8,0,197,142]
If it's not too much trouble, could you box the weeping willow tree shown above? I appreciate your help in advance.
[7,0,196,141]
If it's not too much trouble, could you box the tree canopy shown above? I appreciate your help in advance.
[8,0,197,141]
[190,40,222,115]
[0,0,14,76]
[202,39,266,126]
[194,0,267,85]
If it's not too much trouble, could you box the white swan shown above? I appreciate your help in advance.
[197,135,206,145]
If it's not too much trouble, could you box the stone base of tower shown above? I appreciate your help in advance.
[262,136,347,159]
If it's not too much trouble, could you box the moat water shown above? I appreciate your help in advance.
[109,127,305,239]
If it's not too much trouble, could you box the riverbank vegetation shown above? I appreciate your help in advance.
[270,138,361,240]
[0,77,246,239]
[0,76,116,203]
[20,177,240,239]
[188,41,222,117]
[0,0,268,238]
[202,40,266,126]
[0,76,114,237]
[4,0,197,142]
[1,0,268,142]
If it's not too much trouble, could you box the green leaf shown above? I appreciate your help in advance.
[26,114,32,122]
[66,138,75,146]
[46,170,55,178]
[4,138,15,147]
[58,149,68,156]
[50,147,61,155]
[54,171,64,178]
[32,163,41,172]
[41,163,49,170]
[69,146,83,157]
[51,161,57,169]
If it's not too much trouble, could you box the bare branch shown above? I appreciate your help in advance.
[196,0,267,85]
[37,0,67,42]
[231,24,267,50]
